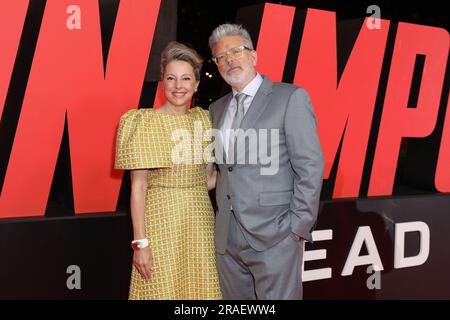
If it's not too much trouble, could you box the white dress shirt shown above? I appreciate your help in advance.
[220,73,263,158]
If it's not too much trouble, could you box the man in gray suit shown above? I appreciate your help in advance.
[208,24,325,299]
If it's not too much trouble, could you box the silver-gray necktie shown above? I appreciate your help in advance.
[228,93,248,162]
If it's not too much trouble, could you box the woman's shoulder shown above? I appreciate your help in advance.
[116,108,168,146]
[188,106,206,113]
[119,107,157,119]
[190,106,210,118]
[119,108,162,126]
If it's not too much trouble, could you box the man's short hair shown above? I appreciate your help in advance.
[208,24,254,53]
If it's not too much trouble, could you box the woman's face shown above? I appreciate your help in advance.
[163,60,199,108]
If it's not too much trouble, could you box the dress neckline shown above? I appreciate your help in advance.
[151,107,195,117]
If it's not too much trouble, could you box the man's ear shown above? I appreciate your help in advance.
[251,50,257,67]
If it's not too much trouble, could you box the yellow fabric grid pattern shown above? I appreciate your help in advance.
[115,107,221,300]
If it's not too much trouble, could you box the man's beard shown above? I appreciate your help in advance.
[225,71,245,87]
[224,61,253,88]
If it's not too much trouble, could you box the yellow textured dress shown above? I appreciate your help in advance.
[115,106,222,300]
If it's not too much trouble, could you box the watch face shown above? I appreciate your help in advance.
[131,242,141,250]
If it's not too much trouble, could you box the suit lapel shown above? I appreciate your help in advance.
[240,76,273,131]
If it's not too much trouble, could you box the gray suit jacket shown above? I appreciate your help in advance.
[209,76,324,253]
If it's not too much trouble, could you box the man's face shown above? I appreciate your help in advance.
[212,35,257,90]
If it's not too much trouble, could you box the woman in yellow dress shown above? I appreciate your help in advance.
[114,41,222,299]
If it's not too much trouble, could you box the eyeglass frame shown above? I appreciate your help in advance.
[212,45,253,66]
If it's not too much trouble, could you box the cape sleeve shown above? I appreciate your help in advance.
[114,109,172,170]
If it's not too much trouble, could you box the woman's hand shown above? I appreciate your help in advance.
[133,246,154,281]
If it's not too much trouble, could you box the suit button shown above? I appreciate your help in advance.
[228,167,233,172]
[227,195,231,199]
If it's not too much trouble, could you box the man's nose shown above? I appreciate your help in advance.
[225,53,235,64]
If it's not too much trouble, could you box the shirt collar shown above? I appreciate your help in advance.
[232,73,263,98]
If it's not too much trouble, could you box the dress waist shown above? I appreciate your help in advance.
[146,164,207,189]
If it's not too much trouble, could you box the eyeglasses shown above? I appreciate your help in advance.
[212,45,252,66]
